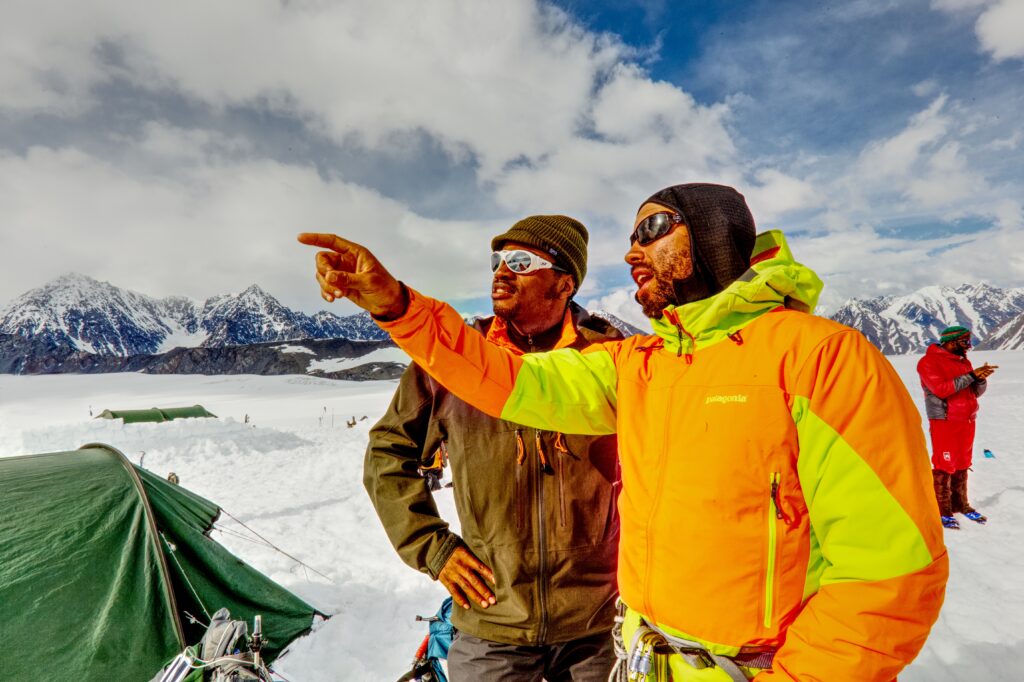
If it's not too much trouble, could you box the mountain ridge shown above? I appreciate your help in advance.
[0,275,644,375]
[828,282,1024,354]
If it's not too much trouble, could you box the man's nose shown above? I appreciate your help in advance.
[625,241,643,265]
[494,261,515,277]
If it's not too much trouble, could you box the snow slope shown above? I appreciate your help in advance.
[0,351,1020,680]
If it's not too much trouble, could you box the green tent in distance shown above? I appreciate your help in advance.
[95,405,218,423]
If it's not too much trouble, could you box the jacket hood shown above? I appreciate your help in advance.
[642,183,756,305]
[649,230,822,355]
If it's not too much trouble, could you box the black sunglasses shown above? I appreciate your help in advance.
[630,212,684,246]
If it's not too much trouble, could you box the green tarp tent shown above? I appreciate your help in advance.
[0,444,321,681]
[96,405,218,423]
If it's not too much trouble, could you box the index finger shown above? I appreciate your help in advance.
[297,232,359,253]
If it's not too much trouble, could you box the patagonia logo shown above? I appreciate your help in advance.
[705,394,748,405]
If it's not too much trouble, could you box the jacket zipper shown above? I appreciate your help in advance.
[765,472,782,629]
[535,429,549,644]
[662,309,695,363]
[556,439,567,527]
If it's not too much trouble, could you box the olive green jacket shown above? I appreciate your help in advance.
[364,304,622,645]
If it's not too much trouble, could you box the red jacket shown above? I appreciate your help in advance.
[916,344,986,421]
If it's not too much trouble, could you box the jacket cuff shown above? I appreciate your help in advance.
[427,533,463,580]
[369,282,411,323]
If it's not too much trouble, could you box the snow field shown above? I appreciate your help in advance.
[0,350,1020,680]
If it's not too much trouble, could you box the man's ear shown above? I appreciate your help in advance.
[562,275,577,299]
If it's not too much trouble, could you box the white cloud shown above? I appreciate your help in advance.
[492,62,738,233]
[975,0,1024,60]
[0,127,499,313]
[912,79,941,97]
[985,132,1022,151]
[932,0,1024,61]
[857,95,950,180]
[743,169,821,225]
[583,287,648,330]
[0,0,747,300]
[0,0,634,181]
[1,0,1021,317]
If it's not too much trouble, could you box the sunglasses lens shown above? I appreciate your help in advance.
[505,251,533,273]
[492,250,540,273]
[631,213,675,245]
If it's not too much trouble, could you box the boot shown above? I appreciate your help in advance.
[932,470,958,529]
[952,469,987,524]
[950,469,973,513]
[932,470,953,516]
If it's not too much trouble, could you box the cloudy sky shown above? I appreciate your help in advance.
[2,0,1022,327]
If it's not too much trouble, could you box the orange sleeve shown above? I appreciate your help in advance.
[377,287,522,419]
[759,330,948,681]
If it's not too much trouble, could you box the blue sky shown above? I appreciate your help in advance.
[1,0,1022,326]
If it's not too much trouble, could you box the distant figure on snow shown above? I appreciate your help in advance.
[918,325,997,530]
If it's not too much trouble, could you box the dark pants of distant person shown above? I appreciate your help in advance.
[447,630,614,682]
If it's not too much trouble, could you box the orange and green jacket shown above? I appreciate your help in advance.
[379,231,948,681]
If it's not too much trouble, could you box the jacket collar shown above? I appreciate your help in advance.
[926,343,969,362]
[485,306,579,356]
[648,230,823,356]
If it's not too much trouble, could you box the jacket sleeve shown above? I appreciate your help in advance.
[760,330,948,682]
[972,377,987,397]
[917,354,975,399]
[363,363,462,579]
[378,287,619,435]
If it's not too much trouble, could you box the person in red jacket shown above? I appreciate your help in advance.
[917,325,997,530]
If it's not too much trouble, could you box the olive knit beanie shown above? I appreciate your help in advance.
[491,215,589,291]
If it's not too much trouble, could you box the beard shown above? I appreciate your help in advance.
[636,277,675,318]
[492,277,563,322]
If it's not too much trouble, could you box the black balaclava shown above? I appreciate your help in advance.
[641,183,757,305]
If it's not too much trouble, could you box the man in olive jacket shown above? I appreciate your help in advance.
[364,216,621,681]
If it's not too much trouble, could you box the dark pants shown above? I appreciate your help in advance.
[447,630,614,682]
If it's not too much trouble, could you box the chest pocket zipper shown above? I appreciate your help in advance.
[515,429,526,530]
[765,472,783,629]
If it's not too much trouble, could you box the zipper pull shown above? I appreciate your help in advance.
[771,476,792,524]
[770,480,783,520]
[515,429,526,465]
[535,431,551,473]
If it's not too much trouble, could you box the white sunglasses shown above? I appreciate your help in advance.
[490,249,567,275]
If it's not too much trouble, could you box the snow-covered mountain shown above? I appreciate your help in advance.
[591,311,643,337]
[981,311,1024,351]
[0,274,389,358]
[830,283,1024,354]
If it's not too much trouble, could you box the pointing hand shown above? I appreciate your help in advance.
[297,233,408,319]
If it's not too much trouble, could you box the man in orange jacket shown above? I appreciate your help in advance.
[299,183,948,681]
